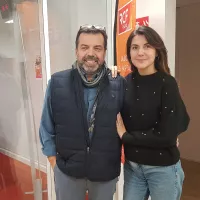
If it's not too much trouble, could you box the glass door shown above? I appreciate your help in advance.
[43,0,115,199]
[0,0,48,199]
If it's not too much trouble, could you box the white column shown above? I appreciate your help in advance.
[38,0,54,199]
[165,0,176,76]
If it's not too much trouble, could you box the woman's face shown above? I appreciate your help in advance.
[130,34,157,74]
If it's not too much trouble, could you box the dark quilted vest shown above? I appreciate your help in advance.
[51,68,125,181]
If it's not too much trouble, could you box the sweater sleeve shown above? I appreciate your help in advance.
[122,76,190,148]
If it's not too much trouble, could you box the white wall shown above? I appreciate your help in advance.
[176,2,200,163]
[136,0,165,39]
[47,0,109,74]
[136,0,176,75]
[165,0,176,76]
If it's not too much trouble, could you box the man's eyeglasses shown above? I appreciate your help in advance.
[79,24,106,32]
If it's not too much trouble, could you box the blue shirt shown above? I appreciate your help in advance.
[39,80,97,157]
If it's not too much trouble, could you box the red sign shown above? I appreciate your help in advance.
[1,4,9,12]
[118,0,133,35]
[35,56,42,79]
[116,0,136,77]
[136,16,149,27]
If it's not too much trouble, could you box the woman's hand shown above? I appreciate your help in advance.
[108,65,120,78]
[116,113,126,138]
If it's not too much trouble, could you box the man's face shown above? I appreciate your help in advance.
[76,33,106,75]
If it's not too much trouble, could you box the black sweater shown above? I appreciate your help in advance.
[121,71,190,166]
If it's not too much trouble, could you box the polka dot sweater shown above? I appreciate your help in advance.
[121,71,190,166]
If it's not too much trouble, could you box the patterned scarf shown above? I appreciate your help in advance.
[73,61,107,88]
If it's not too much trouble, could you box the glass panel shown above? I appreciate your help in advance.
[0,0,47,199]
[47,0,110,74]
[45,0,113,199]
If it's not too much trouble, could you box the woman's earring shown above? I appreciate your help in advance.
[156,56,160,61]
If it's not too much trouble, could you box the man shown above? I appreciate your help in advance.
[39,25,125,200]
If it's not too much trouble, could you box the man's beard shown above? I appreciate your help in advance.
[78,55,101,75]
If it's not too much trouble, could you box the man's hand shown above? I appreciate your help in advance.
[48,156,56,170]
[177,138,179,147]
[109,66,120,78]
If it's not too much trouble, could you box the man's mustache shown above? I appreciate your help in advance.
[83,55,98,62]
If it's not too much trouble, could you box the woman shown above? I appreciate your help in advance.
[114,26,190,200]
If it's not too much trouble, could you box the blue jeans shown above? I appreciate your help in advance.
[123,160,184,200]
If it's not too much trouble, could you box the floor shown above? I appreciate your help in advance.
[181,158,200,200]
[0,153,199,200]
[0,152,47,200]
